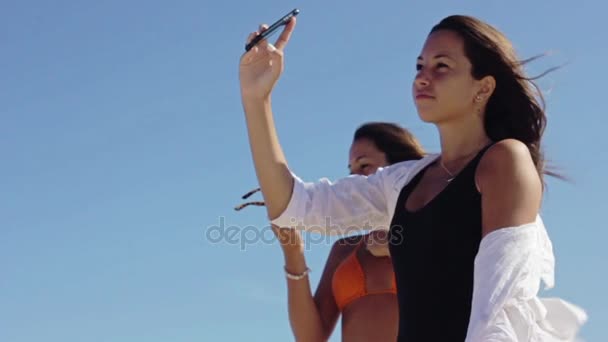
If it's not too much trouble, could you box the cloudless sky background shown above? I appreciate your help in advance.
[1,0,605,341]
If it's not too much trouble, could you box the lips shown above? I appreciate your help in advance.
[415,93,435,100]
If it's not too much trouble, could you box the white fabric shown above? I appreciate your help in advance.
[270,155,587,341]
[466,217,587,341]
[271,154,440,233]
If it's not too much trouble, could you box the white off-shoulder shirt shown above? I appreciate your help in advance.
[271,154,587,341]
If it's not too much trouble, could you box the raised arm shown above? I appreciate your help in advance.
[239,19,404,232]
[239,20,297,220]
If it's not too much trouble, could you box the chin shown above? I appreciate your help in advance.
[416,109,440,123]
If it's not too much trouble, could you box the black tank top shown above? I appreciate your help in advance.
[388,145,492,341]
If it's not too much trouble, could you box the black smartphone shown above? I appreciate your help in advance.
[245,8,300,51]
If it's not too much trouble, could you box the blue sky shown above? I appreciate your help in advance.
[1,0,605,341]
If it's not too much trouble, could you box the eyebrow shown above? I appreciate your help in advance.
[347,156,366,170]
[417,53,454,61]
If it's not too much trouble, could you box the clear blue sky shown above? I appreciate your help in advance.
[1,0,605,341]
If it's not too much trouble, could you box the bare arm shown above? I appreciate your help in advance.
[466,139,544,339]
[476,139,542,236]
[272,226,351,341]
[239,19,398,231]
[313,237,360,339]
[239,20,297,220]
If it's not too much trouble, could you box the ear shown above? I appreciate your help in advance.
[474,75,496,103]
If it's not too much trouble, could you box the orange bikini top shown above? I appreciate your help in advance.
[332,237,397,311]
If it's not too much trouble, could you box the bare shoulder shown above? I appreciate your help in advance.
[477,139,542,236]
[480,139,532,170]
[477,139,539,189]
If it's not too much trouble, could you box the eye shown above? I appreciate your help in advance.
[436,62,449,70]
[416,64,423,71]
[360,164,375,174]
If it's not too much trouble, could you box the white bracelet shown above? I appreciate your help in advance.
[284,266,311,280]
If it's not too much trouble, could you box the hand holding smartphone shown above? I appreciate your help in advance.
[245,9,300,51]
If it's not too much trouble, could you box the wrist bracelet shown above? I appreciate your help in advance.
[284,266,311,280]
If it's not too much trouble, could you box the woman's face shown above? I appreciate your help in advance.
[412,29,483,124]
[348,138,388,176]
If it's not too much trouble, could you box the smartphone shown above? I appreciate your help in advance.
[245,8,300,51]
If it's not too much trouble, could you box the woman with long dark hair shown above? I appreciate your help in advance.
[238,14,586,341]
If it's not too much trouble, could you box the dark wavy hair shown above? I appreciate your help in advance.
[431,15,560,182]
[353,122,425,164]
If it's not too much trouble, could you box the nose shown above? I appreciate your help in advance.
[414,70,430,88]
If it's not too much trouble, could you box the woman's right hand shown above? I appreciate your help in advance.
[239,18,297,100]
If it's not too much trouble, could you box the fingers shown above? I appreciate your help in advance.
[275,17,296,51]
[243,31,260,56]
[244,24,272,53]
[256,24,272,51]
[244,19,296,52]
[246,31,258,45]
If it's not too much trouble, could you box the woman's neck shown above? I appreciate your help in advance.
[437,115,491,163]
